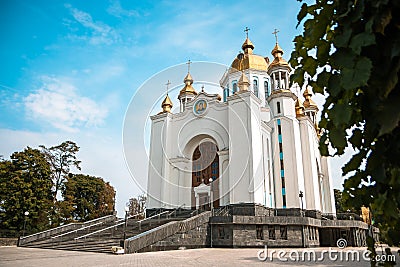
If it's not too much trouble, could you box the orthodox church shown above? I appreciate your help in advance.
[146,31,336,216]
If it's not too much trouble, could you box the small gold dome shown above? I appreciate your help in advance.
[295,97,305,117]
[178,72,197,97]
[238,72,250,91]
[268,43,291,71]
[303,86,318,109]
[161,94,173,113]
[242,38,255,54]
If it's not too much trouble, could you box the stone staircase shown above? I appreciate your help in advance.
[19,209,195,254]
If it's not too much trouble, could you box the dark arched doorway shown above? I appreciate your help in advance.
[191,141,220,209]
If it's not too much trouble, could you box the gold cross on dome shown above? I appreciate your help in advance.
[244,27,250,38]
[165,80,171,95]
[186,59,192,73]
[272,28,280,43]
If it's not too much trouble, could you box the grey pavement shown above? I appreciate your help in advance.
[0,246,398,267]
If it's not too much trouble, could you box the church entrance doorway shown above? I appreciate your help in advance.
[191,141,220,210]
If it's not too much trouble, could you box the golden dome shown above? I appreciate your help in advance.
[161,94,173,113]
[268,43,291,70]
[230,38,269,72]
[178,72,197,97]
[295,97,305,117]
[303,86,318,109]
[242,38,255,54]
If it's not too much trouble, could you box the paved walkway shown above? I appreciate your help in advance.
[0,246,398,266]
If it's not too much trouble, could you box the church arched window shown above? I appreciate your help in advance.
[253,78,259,97]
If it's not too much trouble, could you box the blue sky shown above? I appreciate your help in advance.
[0,0,352,215]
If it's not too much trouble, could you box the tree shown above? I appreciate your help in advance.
[334,189,345,213]
[334,189,357,214]
[0,147,53,233]
[40,141,81,203]
[290,0,400,247]
[40,141,81,225]
[61,174,115,222]
[128,194,146,218]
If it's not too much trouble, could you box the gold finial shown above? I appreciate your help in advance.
[186,59,192,73]
[272,28,280,44]
[161,80,173,113]
[201,84,205,92]
[244,26,250,38]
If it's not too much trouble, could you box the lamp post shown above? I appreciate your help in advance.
[299,191,305,248]
[299,191,304,214]
[122,206,129,248]
[22,211,29,237]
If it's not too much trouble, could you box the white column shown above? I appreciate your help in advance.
[278,71,282,88]
[285,73,289,90]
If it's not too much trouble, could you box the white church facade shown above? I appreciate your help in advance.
[146,34,336,216]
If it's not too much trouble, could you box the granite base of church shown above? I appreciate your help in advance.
[141,203,372,252]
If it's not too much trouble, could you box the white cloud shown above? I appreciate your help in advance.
[24,76,107,132]
[64,4,119,45]
[107,0,140,18]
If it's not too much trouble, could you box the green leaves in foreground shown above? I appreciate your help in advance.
[290,0,400,246]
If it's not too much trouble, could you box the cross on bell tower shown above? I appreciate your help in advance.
[244,27,250,38]
[272,28,280,44]
[165,80,171,95]
[186,59,192,73]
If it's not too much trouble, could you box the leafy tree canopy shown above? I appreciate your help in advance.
[0,147,52,232]
[62,174,115,222]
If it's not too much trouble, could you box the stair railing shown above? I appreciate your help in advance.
[166,203,186,218]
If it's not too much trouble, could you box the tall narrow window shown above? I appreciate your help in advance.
[253,79,259,97]
[223,88,227,102]
[232,81,238,93]
[264,80,270,98]
[277,102,281,114]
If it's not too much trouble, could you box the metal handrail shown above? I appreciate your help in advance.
[19,222,78,240]
[74,211,169,240]
[167,204,186,218]
[51,220,105,239]
[75,221,126,240]
[82,214,115,226]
